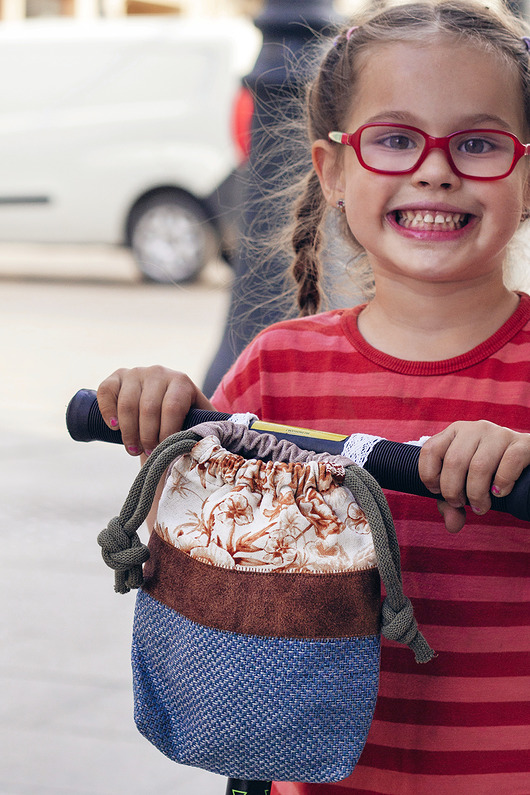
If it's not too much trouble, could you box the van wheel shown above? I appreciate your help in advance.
[128,192,217,284]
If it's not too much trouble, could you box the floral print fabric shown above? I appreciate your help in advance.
[155,435,376,574]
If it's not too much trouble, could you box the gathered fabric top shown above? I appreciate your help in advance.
[155,435,377,574]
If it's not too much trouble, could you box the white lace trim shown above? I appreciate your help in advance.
[228,412,259,428]
[341,433,384,467]
[406,435,431,447]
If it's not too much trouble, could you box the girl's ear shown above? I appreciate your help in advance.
[312,139,345,207]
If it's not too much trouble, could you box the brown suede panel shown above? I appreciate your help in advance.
[142,531,381,639]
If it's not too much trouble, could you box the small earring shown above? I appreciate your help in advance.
[336,199,346,214]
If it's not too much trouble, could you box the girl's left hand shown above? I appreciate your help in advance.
[418,420,530,533]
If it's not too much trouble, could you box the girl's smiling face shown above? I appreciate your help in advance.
[314,38,530,290]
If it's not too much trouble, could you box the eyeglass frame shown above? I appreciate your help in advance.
[328,123,530,181]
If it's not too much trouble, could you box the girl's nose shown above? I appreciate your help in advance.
[411,147,461,189]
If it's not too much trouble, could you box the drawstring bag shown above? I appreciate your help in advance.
[98,420,434,784]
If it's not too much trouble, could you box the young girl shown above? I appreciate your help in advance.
[97,1,530,791]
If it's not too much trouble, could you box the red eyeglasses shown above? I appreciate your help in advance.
[329,123,530,180]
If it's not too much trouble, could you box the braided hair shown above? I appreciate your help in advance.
[289,0,530,316]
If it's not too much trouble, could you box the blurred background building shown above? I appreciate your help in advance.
[0,0,358,21]
[2,0,256,21]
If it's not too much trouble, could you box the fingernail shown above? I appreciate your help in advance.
[491,485,501,496]
[110,417,119,428]
[145,449,153,457]
[127,445,139,455]
[471,505,484,515]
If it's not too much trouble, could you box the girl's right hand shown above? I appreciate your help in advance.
[97,366,215,456]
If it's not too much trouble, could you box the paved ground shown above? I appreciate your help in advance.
[0,245,233,794]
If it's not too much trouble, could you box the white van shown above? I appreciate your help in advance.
[0,16,260,281]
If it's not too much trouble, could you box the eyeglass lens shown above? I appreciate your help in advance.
[360,126,516,178]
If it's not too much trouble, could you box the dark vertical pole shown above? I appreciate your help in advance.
[225,778,272,795]
[203,0,338,396]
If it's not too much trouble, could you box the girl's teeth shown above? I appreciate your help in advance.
[397,210,466,230]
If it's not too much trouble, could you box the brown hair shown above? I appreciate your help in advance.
[290,0,530,316]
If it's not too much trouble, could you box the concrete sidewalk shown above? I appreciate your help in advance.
[0,248,232,794]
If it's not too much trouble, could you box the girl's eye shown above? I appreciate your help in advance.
[379,134,416,150]
[459,137,494,155]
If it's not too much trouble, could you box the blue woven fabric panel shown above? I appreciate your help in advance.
[132,588,380,783]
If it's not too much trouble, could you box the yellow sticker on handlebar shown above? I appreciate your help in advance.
[251,420,348,443]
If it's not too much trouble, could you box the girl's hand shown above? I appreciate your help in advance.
[97,366,214,457]
[418,421,530,533]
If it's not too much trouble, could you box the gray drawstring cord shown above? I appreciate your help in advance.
[97,430,201,593]
[342,466,435,663]
[99,422,434,661]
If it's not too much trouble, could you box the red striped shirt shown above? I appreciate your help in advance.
[211,293,530,794]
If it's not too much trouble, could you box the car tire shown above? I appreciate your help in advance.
[128,191,217,284]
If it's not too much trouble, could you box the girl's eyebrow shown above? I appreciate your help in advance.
[458,114,514,130]
[362,111,416,125]
[361,111,515,131]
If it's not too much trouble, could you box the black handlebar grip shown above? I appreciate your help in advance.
[65,389,530,521]
[364,438,530,521]
[65,389,231,444]
[363,439,432,499]
[182,407,234,427]
[66,388,124,444]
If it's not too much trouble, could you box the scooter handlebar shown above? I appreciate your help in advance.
[66,388,530,521]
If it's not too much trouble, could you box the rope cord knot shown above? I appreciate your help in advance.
[381,596,417,644]
[98,430,201,593]
[97,516,150,594]
[381,596,434,663]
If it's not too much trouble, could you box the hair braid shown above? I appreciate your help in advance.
[290,170,327,316]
